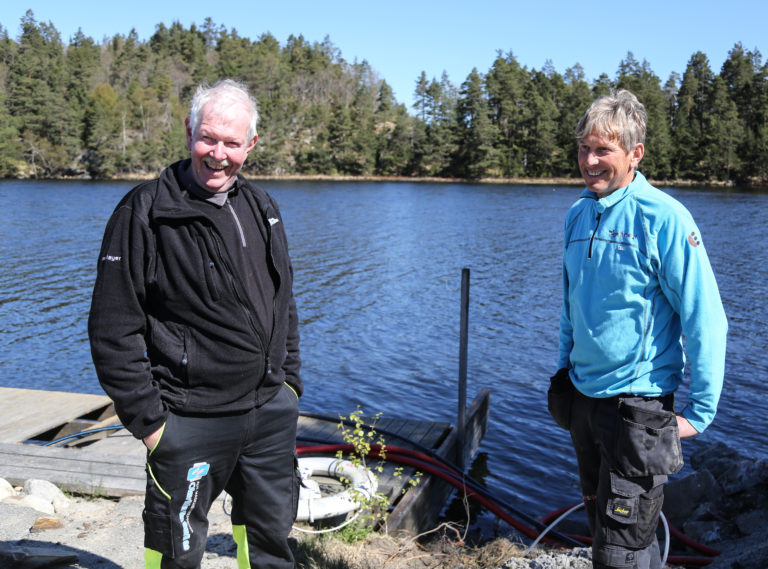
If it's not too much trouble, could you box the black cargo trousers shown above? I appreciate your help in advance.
[143,383,300,569]
[568,389,683,569]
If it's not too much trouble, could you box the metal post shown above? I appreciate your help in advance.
[457,267,470,471]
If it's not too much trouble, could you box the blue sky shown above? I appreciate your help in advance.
[4,1,766,108]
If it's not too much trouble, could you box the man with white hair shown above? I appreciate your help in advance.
[89,79,302,569]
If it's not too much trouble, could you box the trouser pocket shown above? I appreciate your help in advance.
[547,368,574,430]
[612,397,683,477]
[600,472,665,551]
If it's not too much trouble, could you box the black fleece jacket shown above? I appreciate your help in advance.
[88,160,301,439]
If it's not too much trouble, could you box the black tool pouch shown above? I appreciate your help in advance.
[547,368,575,431]
[612,397,684,477]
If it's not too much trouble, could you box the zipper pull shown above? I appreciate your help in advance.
[588,212,602,259]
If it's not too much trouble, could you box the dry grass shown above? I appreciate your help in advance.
[293,527,529,569]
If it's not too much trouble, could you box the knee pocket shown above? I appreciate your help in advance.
[603,472,664,549]
[593,544,642,569]
[143,509,176,557]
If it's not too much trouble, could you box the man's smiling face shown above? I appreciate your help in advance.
[185,100,257,193]
[578,130,644,197]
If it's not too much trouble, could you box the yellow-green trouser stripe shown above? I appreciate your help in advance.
[148,422,167,455]
[145,548,163,569]
[284,381,298,400]
[146,463,171,500]
[232,524,251,569]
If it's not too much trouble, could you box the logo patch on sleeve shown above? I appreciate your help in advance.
[687,231,701,247]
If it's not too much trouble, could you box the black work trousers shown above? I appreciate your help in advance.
[569,389,683,569]
[143,383,300,569]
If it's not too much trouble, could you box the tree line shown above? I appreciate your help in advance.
[1,11,766,185]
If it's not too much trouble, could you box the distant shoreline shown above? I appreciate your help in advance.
[4,173,758,190]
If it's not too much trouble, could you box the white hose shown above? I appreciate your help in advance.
[522,502,671,567]
[292,511,362,534]
[523,502,584,557]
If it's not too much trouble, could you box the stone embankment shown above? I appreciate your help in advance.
[1,442,766,568]
[661,442,768,568]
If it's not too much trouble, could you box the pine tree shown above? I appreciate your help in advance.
[453,68,500,179]
[616,52,673,179]
[721,43,768,181]
[672,52,714,180]
[705,76,741,180]
[518,70,560,177]
[486,51,528,176]
[558,64,593,177]
[8,11,79,175]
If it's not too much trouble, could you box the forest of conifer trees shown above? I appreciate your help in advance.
[1,10,766,185]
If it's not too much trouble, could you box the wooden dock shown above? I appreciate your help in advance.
[0,386,490,534]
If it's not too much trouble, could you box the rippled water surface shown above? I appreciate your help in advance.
[1,179,766,529]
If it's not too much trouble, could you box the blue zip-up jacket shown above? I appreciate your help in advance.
[557,172,727,432]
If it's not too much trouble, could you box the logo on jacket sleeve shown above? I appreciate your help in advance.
[268,217,280,226]
[687,231,701,247]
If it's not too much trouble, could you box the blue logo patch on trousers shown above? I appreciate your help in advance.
[187,462,210,482]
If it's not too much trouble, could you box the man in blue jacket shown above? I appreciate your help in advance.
[89,79,301,569]
[549,90,727,569]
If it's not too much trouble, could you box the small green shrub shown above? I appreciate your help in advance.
[334,408,421,537]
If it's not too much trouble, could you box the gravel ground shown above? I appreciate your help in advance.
[0,495,591,569]
[0,496,236,569]
[2,492,764,569]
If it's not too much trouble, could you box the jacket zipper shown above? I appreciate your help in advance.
[226,201,247,248]
[588,212,602,258]
[210,231,269,375]
[265,212,280,377]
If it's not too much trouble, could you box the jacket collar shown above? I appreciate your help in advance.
[580,171,647,210]
[151,160,275,223]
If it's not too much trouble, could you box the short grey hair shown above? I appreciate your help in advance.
[575,89,646,152]
[188,79,259,141]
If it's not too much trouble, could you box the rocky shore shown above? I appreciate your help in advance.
[1,442,766,569]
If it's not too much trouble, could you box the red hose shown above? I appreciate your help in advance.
[298,443,721,563]
[298,443,572,545]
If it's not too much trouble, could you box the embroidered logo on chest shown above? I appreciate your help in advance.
[608,229,637,240]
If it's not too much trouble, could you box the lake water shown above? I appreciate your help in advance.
[1,178,766,534]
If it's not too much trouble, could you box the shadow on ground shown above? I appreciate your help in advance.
[1,539,123,569]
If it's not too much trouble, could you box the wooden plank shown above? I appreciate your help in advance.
[80,428,145,458]
[0,387,111,444]
[386,389,491,534]
[298,413,450,452]
[0,387,488,532]
[297,415,344,443]
[0,442,145,496]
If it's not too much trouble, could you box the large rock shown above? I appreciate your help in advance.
[668,443,768,569]
[663,469,720,528]
[22,479,71,513]
[688,442,768,493]
[0,478,14,501]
